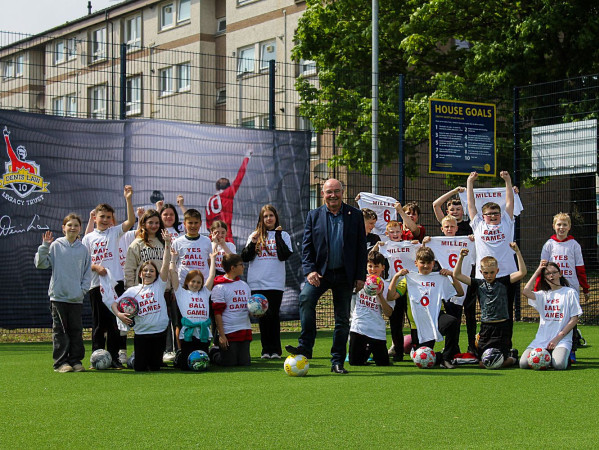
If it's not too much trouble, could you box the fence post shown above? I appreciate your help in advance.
[120,43,127,120]
[269,59,275,130]
[513,85,521,322]
[398,74,405,204]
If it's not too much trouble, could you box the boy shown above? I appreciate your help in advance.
[422,215,477,352]
[395,201,425,242]
[172,209,213,286]
[432,187,473,236]
[210,254,252,366]
[35,214,92,373]
[362,208,381,254]
[374,220,420,360]
[349,251,395,366]
[388,247,464,368]
[453,243,526,367]
[82,186,135,369]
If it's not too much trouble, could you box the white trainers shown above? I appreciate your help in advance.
[388,345,396,356]
[54,364,73,373]
[270,353,281,359]
[261,354,271,359]
[118,350,127,365]
[163,352,176,363]
[72,364,85,372]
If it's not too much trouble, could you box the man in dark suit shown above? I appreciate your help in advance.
[286,179,367,374]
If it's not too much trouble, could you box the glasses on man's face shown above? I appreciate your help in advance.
[483,212,500,217]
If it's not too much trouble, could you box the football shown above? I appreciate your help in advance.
[481,348,504,369]
[284,354,309,377]
[364,275,384,296]
[247,293,269,317]
[527,347,552,370]
[117,296,139,316]
[90,349,112,370]
[413,346,436,369]
[188,350,210,372]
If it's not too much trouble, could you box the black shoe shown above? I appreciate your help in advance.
[331,364,348,374]
[392,354,404,362]
[285,345,312,359]
[111,360,124,370]
[509,348,519,360]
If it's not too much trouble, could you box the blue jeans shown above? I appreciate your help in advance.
[298,268,354,365]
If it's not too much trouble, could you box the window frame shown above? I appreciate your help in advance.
[177,62,191,92]
[89,84,107,119]
[160,2,175,30]
[177,0,191,23]
[260,40,276,71]
[90,27,107,63]
[159,66,174,96]
[126,75,142,115]
[15,55,24,77]
[54,40,66,65]
[237,45,255,75]
[125,15,142,50]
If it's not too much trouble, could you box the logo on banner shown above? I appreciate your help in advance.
[1,127,49,206]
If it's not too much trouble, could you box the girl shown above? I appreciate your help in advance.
[112,229,172,371]
[210,220,236,275]
[158,198,185,240]
[240,205,292,359]
[170,246,217,370]
[124,209,165,289]
[520,260,583,370]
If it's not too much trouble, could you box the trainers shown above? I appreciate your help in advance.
[509,348,519,360]
[270,353,281,359]
[163,352,176,363]
[388,345,396,356]
[570,351,577,364]
[392,354,404,362]
[261,353,271,359]
[285,345,312,359]
[72,364,85,372]
[441,360,456,369]
[54,364,73,373]
[111,360,124,370]
[118,350,127,365]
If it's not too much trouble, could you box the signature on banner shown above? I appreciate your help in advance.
[0,214,50,237]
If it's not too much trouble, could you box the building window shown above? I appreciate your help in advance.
[126,75,142,115]
[159,66,174,96]
[15,55,24,77]
[52,97,65,116]
[66,38,77,60]
[178,0,191,23]
[299,115,318,155]
[237,45,255,75]
[54,40,65,65]
[216,88,226,104]
[161,3,174,29]
[91,27,106,62]
[66,94,77,117]
[216,17,226,35]
[177,63,190,92]
[54,95,78,118]
[260,40,276,71]
[2,59,14,79]
[299,59,316,76]
[89,84,107,119]
[125,15,142,50]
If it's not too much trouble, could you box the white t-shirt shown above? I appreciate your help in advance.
[118,230,137,269]
[350,280,394,341]
[379,240,419,281]
[211,279,252,335]
[471,211,516,278]
[172,234,213,286]
[175,286,212,340]
[459,187,523,216]
[357,192,397,238]
[119,278,169,335]
[166,226,183,241]
[527,287,583,351]
[540,238,585,291]
[246,230,292,291]
[215,241,237,273]
[405,272,456,343]
[82,225,125,288]
[426,236,475,305]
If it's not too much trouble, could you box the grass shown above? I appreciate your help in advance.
[1,323,598,449]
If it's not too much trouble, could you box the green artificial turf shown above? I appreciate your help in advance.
[1,323,597,449]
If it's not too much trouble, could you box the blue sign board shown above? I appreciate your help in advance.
[429,99,496,176]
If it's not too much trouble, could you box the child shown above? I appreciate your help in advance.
[520,261,582,370]
[349,251,394,366]
[210,220,236,275]
[395,201,425,242]
[34,214,92,373]
[388,247,464,368]
[362,208,382,253]
[432,187,473,236]
[454,244,526,368]
[158,200,185,241]
[210,254,252,366]
[241,205,293,359]
[82,185,135,368]
[170,246,217,370]
[422,215,477,353]
[171,209,213,285]
[112,229,172,371]
[124,209,165,289]
[374,220,420,360]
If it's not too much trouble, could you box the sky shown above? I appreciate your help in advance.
[1,1,125,35]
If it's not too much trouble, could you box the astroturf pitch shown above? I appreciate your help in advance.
[1,322,597,449]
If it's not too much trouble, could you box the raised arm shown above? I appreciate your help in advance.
[395,202,419,237]
[176,195,188,214]
[522,260,546,299]
[466,172,478,221]
[160,229,172,282]
[500,171,514,219]
[432,187,464,223]
[34,231,54,269]
[85,210,95,235]
[440,268,464,297]
[122,185,135,232]
[509,242,527,283]
[453,248,472,286]
[169,246,179,291]
[387,270,408,301]
[205,250,218,290]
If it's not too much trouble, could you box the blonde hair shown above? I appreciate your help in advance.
[441,215,458,226]
[386,220,401,230]
[480,256,498,269]
[481,202,500,214]
[553,212,571,227]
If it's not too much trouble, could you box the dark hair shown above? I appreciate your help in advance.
[159,203,181,232]
[138,261,159,284]
[362,208,377,221]
[138,209,165,246]
[415,247,435,263]
[446,198,462,208]
[222,253,243,273]
[94,203,115,214]
[367,250,386,266]
[403,201,421,216]
[216,177,231,191]
[210,220,228,232]
[183,208,202,221]
[254,204,280,255]
[538,262,570,291]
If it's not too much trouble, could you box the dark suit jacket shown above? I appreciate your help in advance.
[301,203,367,283]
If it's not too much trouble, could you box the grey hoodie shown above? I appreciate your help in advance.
[34,237,92,303]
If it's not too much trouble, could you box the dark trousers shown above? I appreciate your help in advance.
[90,283,122,361]
[349,331,390,366]
[443,301,464,354]
[463,283,478,351]
[255,289,283,356]
[51,301,84,369]
[176,337,210,370]
[389,294,407,350]
[411,311,460,363]
[211,340,251,367]
[497,277,517,349]
[133,329,167,371]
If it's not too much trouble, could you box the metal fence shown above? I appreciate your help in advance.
[1,30,598,341]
